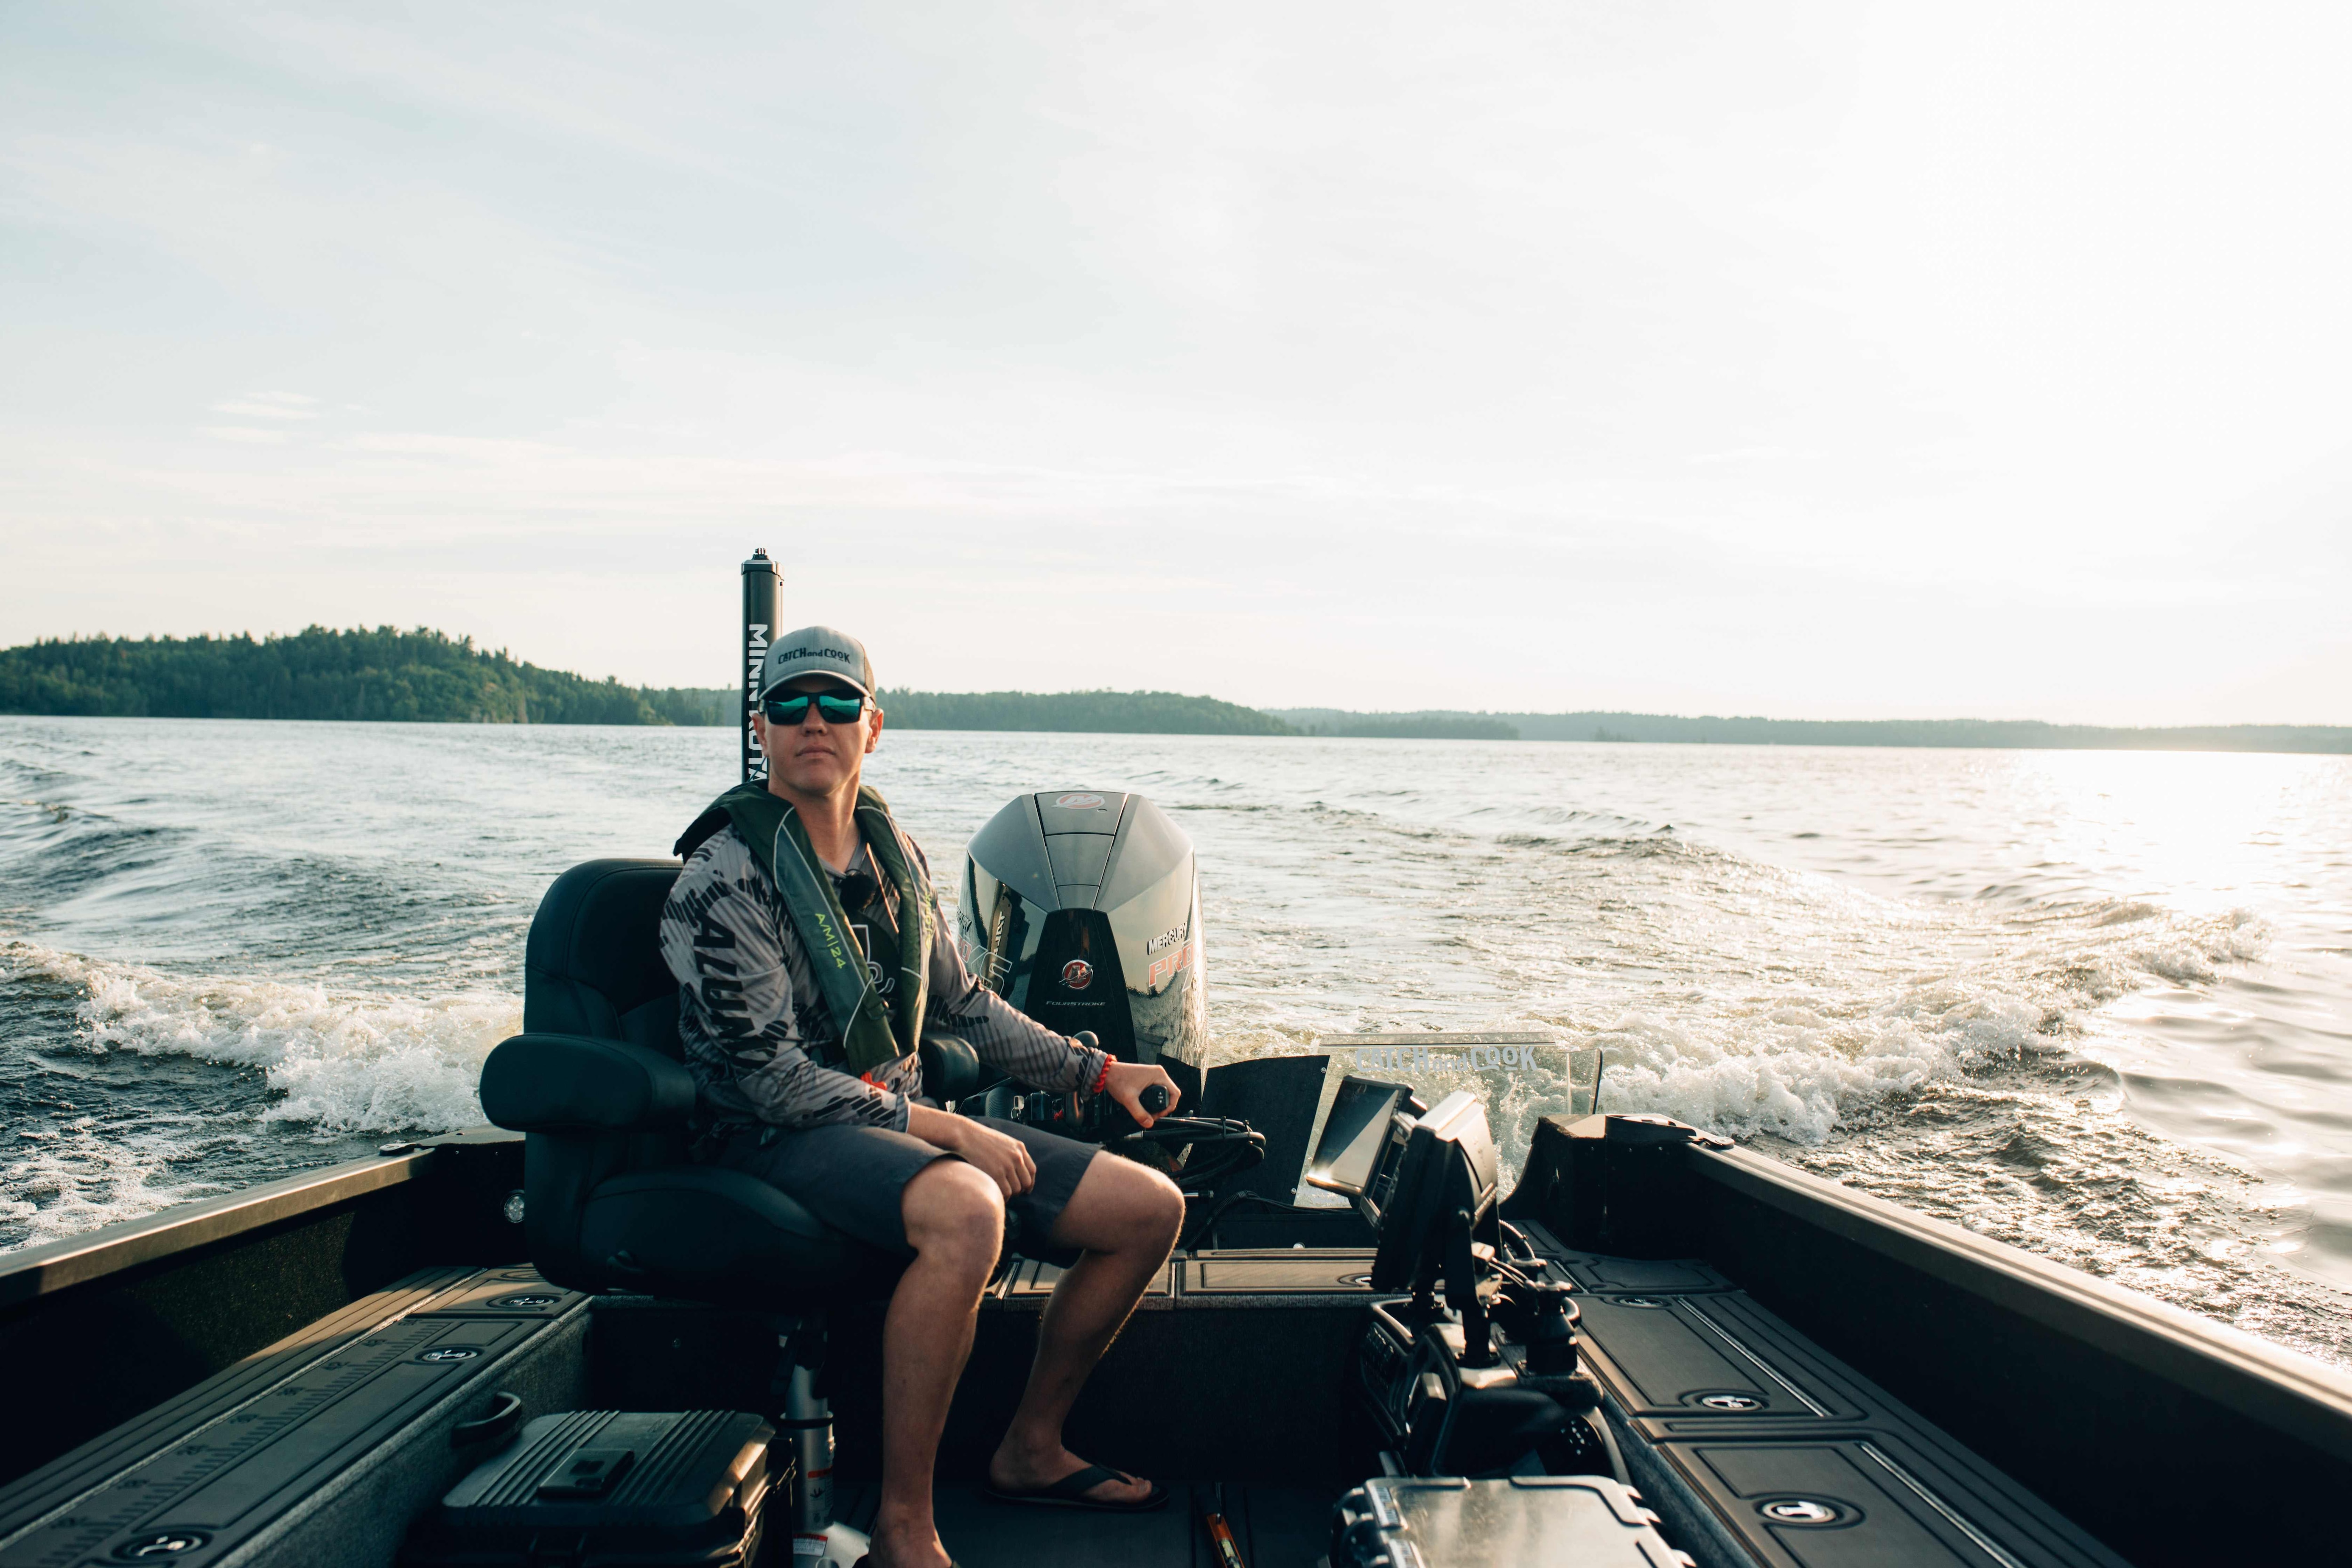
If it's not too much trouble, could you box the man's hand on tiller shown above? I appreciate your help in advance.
[1103,1060,1180,1129]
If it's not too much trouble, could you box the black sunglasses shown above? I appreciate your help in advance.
[762,690,868,725]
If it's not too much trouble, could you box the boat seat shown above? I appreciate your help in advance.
[481,855,983,1558]
[481,856,949,1305]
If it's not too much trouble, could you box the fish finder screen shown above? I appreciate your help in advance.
[1306,1077,1409,1197]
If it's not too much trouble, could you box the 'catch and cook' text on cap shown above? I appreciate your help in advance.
[759,626,875,701]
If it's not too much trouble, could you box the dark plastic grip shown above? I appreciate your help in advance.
[1141,1084,1172,1115]
[480,1033,695,1131]
[452,1390,523,1450]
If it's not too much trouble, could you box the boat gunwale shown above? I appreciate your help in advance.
[0,1148,433,1311]
[1694,1143,2352,1462]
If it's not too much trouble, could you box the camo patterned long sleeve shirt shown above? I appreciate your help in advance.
[659,823,1106,1133]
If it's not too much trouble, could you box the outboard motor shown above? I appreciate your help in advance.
[957,790,1207,1074]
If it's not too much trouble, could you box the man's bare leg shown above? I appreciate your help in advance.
[870,1159,1006,1568]
[986,1156,1185,1505]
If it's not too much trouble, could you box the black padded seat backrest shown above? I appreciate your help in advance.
[508,856,893,1303]
[524,859,685,1051]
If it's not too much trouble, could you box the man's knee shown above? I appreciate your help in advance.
[1076,1158,1184,1254]
[903,1157,1005,1265]
[1136,1167,1185,1250]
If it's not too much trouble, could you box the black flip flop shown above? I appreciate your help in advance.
[983,1462,1170,1513]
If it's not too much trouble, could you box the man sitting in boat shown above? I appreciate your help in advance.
[660,624,1185,1568]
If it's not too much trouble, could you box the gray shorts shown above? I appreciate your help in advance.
[701,1115,1100,1261]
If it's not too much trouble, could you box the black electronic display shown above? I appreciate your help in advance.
[1367,1090,1499,1298]
[1305,1076,1412,1202]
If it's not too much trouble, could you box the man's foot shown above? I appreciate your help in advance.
[986,1441,1162,1509]
[863,1517,955,1568]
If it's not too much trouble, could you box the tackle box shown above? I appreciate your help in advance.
[1330,1474,1693,1568]
[403,1410,779,1568]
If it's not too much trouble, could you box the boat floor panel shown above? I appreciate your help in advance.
[0,1267,588,1568]
[0,1266,477,1540]
[860,1484,1333,1568]
[1526,1229,2131,1568]
[405,1266,588,1321]
[1649,1429,2118,1568]
[1573,1289,1878,1427]
[1515,1220,1735,1296]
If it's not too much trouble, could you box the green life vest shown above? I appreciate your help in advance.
[675,780,931,1076]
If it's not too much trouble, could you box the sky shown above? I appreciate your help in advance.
[2,3,2348,724]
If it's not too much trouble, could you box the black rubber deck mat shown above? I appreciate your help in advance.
[0,1264,476,1540]
[923,1483,1333,1568]
[1536,1227,2130,1568]
[0,1266,583,1567]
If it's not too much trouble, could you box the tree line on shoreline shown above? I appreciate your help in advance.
[0,628,703,725]
[1,629,2343,752]
[0,629,1299,733]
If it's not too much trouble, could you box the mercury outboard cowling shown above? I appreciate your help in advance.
[957,790,1206,1071]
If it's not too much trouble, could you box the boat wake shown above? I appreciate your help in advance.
[0,935,512,1250]
[3,938,510,1135]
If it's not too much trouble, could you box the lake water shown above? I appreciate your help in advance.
[5,717,2349,1363]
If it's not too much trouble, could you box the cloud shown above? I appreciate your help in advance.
[1688,446,1792,465]
[209,393,318,420]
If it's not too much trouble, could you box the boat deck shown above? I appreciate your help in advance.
[7,1130,2350,1566]
[1518,1220,2123,1568]
[0,1266,588,1568]
[843,1484,1333,1568]
[0,1231,2125,1568]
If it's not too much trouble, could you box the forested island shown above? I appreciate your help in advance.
[0,631,1290,734]
[878,687,1288,734]
[0,629,723,725]
[3,631,2344,752]
[1287,713,1520,740]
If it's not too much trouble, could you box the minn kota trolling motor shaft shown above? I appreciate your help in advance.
[740,548,780,784]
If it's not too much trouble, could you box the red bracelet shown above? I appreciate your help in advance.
[1091,1055,1113,1095]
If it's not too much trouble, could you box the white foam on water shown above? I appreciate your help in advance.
[0,1115,234,1251]
[1585,1008,1955,1144]
[1202,816,2283,1202]
[9,818,2253,1166]
[2128,907,2268,985]
[1575,900,2272,1145]
[3,939,513,1136]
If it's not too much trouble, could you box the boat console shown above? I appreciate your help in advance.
[1315,1085,1614,1485]
[983,1032,1269,1197]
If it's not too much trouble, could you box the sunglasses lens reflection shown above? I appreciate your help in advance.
[763,694,865,724]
